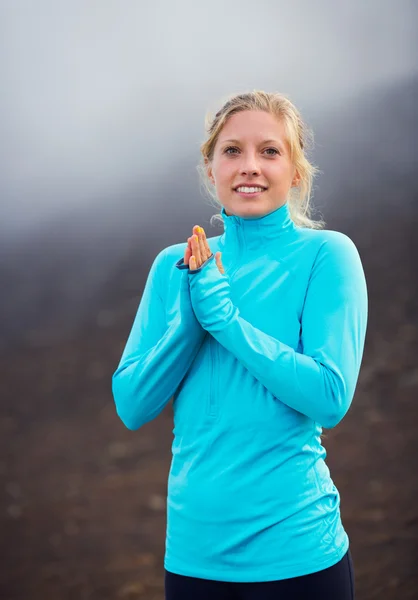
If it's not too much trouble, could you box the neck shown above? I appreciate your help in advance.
[219,201,295,253]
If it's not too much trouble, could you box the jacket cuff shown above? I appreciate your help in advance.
[175,257,189,270]
[175,254,215,273]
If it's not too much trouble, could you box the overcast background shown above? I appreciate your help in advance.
[1,2,418,599]
[1,0,417,347]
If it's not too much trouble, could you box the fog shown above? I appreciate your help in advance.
[1,0,417,237]
[0,0,417,347]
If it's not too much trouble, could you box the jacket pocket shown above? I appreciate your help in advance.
[206,336,219,418]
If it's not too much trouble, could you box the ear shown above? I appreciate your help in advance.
[205,158,215,186]
[291,169,301,188]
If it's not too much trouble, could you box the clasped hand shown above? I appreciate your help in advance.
[183,225,235,332]
[184,225,225,274]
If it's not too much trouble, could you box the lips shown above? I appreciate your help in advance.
[234,188,267,198]
[233,185,268,191]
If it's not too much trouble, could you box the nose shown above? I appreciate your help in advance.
[239,152,261,176]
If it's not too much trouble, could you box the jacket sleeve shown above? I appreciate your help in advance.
[112,250,207,430]
[188,233,368,429]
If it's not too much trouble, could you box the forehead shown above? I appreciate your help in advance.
[218,110,287,143]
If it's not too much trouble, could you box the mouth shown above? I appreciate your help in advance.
[233,186,268,198]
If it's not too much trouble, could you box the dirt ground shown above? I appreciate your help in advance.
[1,209,417,600]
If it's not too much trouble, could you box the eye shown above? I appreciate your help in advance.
[224,146,240,155]
[264,147,280,156]
[223,146,280,156]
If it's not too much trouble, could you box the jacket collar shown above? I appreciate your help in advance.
[219,201,295,252]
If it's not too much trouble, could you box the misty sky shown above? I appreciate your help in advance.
[1,0,417,238]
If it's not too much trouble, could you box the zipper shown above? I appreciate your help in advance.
[207,225,244,418]
[226,223,245,280]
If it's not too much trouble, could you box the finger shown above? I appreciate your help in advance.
[197,227,207,261]
[192,226,203,265]
[215,253,225,274]
[192,234,201,267]
[184,237,192,265]
[190,255,197,270]
[193,225,209,263]
[198,226,212,261]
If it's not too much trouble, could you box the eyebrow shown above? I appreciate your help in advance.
[222,138,284,147]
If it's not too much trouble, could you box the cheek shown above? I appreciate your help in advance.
[215,162,234,185]
[269,165,293,185]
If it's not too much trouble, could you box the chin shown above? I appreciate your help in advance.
[225,200,271,218]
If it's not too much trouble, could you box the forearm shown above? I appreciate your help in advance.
[113,315,206,430]
[213,312,353,428]
[113,273,206,430]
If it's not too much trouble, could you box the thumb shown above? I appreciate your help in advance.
[215,251,225,274]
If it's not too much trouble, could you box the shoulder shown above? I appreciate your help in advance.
[295,226,361,260]
[294,227,365,286]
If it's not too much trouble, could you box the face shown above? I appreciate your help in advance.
[206,110,300,218]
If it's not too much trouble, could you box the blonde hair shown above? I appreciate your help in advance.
[197,90,325,229]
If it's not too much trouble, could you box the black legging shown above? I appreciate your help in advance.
[165,548,355,600]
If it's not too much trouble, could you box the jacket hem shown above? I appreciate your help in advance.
[164,535,349,583]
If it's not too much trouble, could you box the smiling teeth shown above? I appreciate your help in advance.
[236,186,265,193]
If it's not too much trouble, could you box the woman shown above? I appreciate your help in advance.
[112,91,368,599]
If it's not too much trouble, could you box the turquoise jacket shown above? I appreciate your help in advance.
[112,201,368,582]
